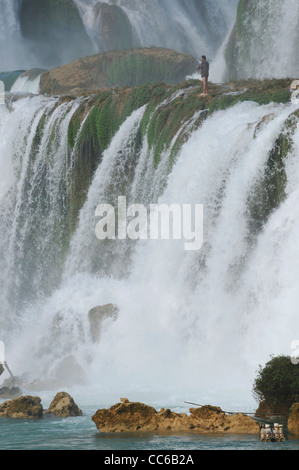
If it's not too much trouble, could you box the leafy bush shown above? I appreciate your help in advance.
[253,355,299,406]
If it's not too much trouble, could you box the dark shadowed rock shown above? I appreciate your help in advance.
[19,0,94,69]
[88,304,119,343]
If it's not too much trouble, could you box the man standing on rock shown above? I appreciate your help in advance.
[197,55,209,96]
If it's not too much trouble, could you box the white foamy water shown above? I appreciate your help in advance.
[73,0,238,59]
[10,75,41,94]
[1,93,298,405]
[229,0,299,80]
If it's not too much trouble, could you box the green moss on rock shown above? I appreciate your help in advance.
[40,48,198,94]
[248,111,298,232]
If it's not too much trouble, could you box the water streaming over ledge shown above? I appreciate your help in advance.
[0,90,298,400]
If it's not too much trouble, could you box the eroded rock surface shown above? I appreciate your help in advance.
[45,392,82,417]
[288,403,299,435]
[0,396,43,419]
[92,401,260,434]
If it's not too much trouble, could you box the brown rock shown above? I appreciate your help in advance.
[255,400,290,420]
[40,47,198,95]
[120,398,130,404]
[0,396,43,419]
[45,392,82,418]
[0,363,4,376]
[288,403,299,435]
[91,401,260,434]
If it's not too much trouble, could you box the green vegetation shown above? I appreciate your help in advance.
[208,80,291,114]
[248,109,298,232]
[253,356,299,407]
[107,52,189,88]
[65,77,294,231]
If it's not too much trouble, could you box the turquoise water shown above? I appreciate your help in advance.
[0,406,298,451]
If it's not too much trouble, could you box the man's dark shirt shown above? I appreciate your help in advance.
[198,60,209,78]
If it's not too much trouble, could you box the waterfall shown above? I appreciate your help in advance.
[225,0,299,80]
[1,88,298,397]
[0,94,85,326]
[10,75,41,94]
[0,0,25,70]
[73,0,238,58]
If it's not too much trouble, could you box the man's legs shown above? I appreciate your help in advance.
[202,77,208,95]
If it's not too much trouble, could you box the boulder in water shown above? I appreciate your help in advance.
[88,304,119,343]
[92,401,260,434]
[45,392,82,418]
[0,396,43,419]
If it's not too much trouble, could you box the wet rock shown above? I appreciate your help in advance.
[45,392,82,418]
[92,401,260,434]
[288,403,299,435]
[0,396,43,419]
[88,304,119,343]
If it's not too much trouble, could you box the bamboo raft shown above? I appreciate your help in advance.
[260,423,286,442]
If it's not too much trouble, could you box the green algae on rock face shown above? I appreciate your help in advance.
[247,110,299,233]
[64,78,295,240]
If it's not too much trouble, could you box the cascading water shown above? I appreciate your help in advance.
[1,87,298,401]
[224,0,299,81]
[0,0,25,70]
[73,0,238,59]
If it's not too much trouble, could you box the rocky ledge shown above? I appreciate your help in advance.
[39,47,198,95]
[92,400,260,434]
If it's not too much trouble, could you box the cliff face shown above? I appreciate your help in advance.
[40,48,198,95]
[288,404,299,435]
[64,78,294,239]
[19,0,94,68]
[3,77,295,310]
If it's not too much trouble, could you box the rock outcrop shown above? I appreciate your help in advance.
[92,400,260,434]
[40,47,198,94]
[288,403,299,435]
[0,392,82,419]
[255,400,290,421]
[0,396,43,419]
[0,386,22,399]
[45,392,82,418]
[92,2,137,52]
[19,0,94,69]
[88,304,119,343]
